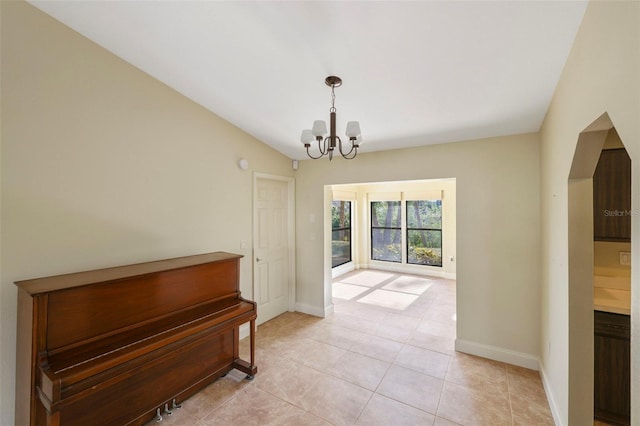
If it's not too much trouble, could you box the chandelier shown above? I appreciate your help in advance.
[300,76,362,160]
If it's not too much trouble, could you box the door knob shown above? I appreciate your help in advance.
[256,258,262,262]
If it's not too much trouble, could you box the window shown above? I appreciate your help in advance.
[371,201,402,262]
[332,201,352,268]
[407,200,442,266]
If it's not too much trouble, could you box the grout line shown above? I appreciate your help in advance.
[506,364,515,426]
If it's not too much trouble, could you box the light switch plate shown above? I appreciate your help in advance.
[619,251,631,265]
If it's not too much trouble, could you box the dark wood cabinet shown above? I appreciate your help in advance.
[593,148,631,242]
[594,310,630,425]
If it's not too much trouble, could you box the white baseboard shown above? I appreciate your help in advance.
[332,262,355,279]
[455,338,540,370]
[539,364,565,426]
[294,302,328,318]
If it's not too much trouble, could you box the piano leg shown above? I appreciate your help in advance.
[232,318,258,379]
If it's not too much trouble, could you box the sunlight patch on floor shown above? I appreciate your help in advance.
[357,289,419,310]
[338,270,395,287]
[332,283,371,300]
[382,276,432,295]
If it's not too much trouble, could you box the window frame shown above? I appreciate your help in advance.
[331,200,352,268]
[370,200,403,263]
[406,200,443,267]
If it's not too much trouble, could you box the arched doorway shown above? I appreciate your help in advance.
[568,112,632,424]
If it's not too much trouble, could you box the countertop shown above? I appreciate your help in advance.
[594,276,631,315]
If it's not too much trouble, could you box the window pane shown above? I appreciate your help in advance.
[407,200,443,267]
[332,229,351,267]
[332,201,351,268]
[332,201,351,229]
[407,230,442,266]
[407,200,442,229]
[371,228,402,262]
[371,201,402,263]
[371,201,401,228]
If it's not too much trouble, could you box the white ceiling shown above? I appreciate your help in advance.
[29,1,588,160]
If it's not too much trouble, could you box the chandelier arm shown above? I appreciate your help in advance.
[306,144,325,160]
[323,136,332,155]
[318,138,326,155]
[307,145,324,160]
[338,140,358,160]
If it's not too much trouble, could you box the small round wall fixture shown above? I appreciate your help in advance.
[238,159,249,170]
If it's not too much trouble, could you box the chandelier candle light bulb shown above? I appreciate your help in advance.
[300,76,362,160]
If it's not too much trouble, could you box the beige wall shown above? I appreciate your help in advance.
[0,2,293,424]
[539,0,640,424]
[295,132,542,367]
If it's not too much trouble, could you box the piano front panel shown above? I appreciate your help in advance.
[55,327,235,426]
[45,259,239,351]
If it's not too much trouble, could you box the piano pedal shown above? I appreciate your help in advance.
[246,374,255,381]
[171,398,182,410]
[155,408,163,423]
[163,403,173,416]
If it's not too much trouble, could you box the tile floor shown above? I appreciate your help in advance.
[148,270,555,425]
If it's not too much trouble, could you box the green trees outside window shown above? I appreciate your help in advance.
[407,200,442,266]
[332,201,351,268]
[371,201,402,262]
[370,199,442,266]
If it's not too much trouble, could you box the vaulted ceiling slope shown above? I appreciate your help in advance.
[29,1,588,160]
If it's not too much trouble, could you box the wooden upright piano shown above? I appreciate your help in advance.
[15,251,257,426]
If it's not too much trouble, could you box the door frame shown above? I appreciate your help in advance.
[253,173,296,320]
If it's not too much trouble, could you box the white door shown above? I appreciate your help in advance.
[254,177,291,325]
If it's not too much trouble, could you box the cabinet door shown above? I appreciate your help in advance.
[594,311,631,425]
[593,148,631,242]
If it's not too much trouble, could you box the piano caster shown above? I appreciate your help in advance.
[171,398,182,410]
[155,408,163,423]
[246,374,255,381]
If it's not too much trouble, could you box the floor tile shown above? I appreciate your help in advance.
[253,357,326,406]
[407,329,455,355]
[377,364,443,414]
[374,321,413,343]
[328,312,379,334]
[358,289,419,311]
[328,350,391,391]
[434,416,463,426]
[337,270,396,287]
[382,275,435,295]
[437,380,512,426]
[180,374,249,420]
[308,323,368,349]
[507,365,554,425]
[445,352,509,395]
[296,375,373,426]
[355,393,436,425]
[200,385,304,426]
[285,338,347,372]
[394,344,451,379]
[350,333,404,363]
